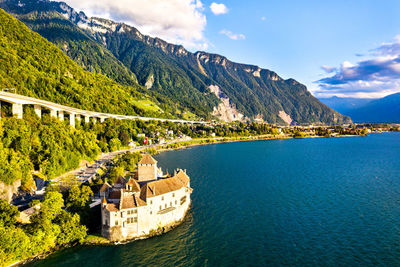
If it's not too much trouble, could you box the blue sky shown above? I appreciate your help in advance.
[64,0,400,98]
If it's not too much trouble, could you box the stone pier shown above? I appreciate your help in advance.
[12,103,23,119]
[58,110,64,121]
[70,114,75,128]
[50,109,57,118]
[84,116,90,123]
[34,105,41,118]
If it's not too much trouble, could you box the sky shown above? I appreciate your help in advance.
[62,0,400,99]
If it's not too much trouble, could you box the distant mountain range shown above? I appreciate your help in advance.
[0,0,350,124]
[318,96,374,115]
[319,94,400,123]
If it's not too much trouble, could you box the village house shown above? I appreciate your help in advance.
[101,154,193,241]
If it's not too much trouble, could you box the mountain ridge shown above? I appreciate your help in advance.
[0,0,350,124]
[346,93,400,123]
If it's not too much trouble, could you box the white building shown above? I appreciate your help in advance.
[101,154,192,241]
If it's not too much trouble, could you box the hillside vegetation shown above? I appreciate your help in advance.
[0,8,166,117]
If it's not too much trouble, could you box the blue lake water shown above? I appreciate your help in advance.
[29,133,400,266]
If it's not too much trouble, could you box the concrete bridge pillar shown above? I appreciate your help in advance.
[34,105,41,118]
[84,116,90,123]
[76,114,81,121]
[58,110,64,121]
[12,103,23,119]
[70,114,75,128]
[50,109,57,118]
[100,117,105,123]
[93,117,97,124]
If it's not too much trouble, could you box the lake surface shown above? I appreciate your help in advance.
[29,133,400,266]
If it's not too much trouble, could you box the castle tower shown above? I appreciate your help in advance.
[137,154,158,182]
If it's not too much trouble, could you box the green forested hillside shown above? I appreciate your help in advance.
[102,30,220,118]
[0,8,166,117]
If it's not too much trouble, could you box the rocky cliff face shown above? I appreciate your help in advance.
[0,180,21,203]
[209,85,244,122]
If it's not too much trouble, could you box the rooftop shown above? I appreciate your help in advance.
[138,154,157,165]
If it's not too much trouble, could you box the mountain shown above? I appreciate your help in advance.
[0,0,138,87]
[0,0,350,124]
[0,7,166,117]
[80,16,349,124]
[346,93,400,123]
[318,96,374,115]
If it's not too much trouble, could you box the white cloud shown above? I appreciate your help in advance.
[320,65,336,73]
[261,16,266,21]
[315,35,400,98]
[210,2,228,15]
[63,0,208,50]
[219,29,245,40]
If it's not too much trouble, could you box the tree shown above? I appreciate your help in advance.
[65,184,93,212]
[107,166,125,184]
[0,200,19,227]
[119,130,130,147]
[30,190,64,232]
[55,211,87,245]
[109,137,121,151]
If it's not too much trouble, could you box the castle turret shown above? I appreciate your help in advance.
[102,197,107,208]
[137,154,158,181]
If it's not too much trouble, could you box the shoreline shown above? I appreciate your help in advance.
[8,133,366,267]
[151,133,362,155]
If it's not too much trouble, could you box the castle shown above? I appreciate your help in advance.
[100,154,192,241]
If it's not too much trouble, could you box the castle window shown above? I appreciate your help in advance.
[150,211,152,215]
[175,200,177,205]
[159,205,162,210]
[127,217,137,224]
[172,193,175,197]
[115,221,118,226]
[165,204,167,208]
[150,200,153,204]
[180,196,187,205]
[162,196,164,201]
[170,202,172,207]
[133,209,137,214]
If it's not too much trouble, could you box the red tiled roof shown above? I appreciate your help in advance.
[140,176,186,199]
[121,195,147,209]
[114,175,126,185]
[99,182,111,193]
[126,178,141,192]
[176,170,190,186]
[138,154,157,165]
[105,203,119,212]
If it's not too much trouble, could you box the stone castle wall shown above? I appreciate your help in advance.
[137,164,157,181]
